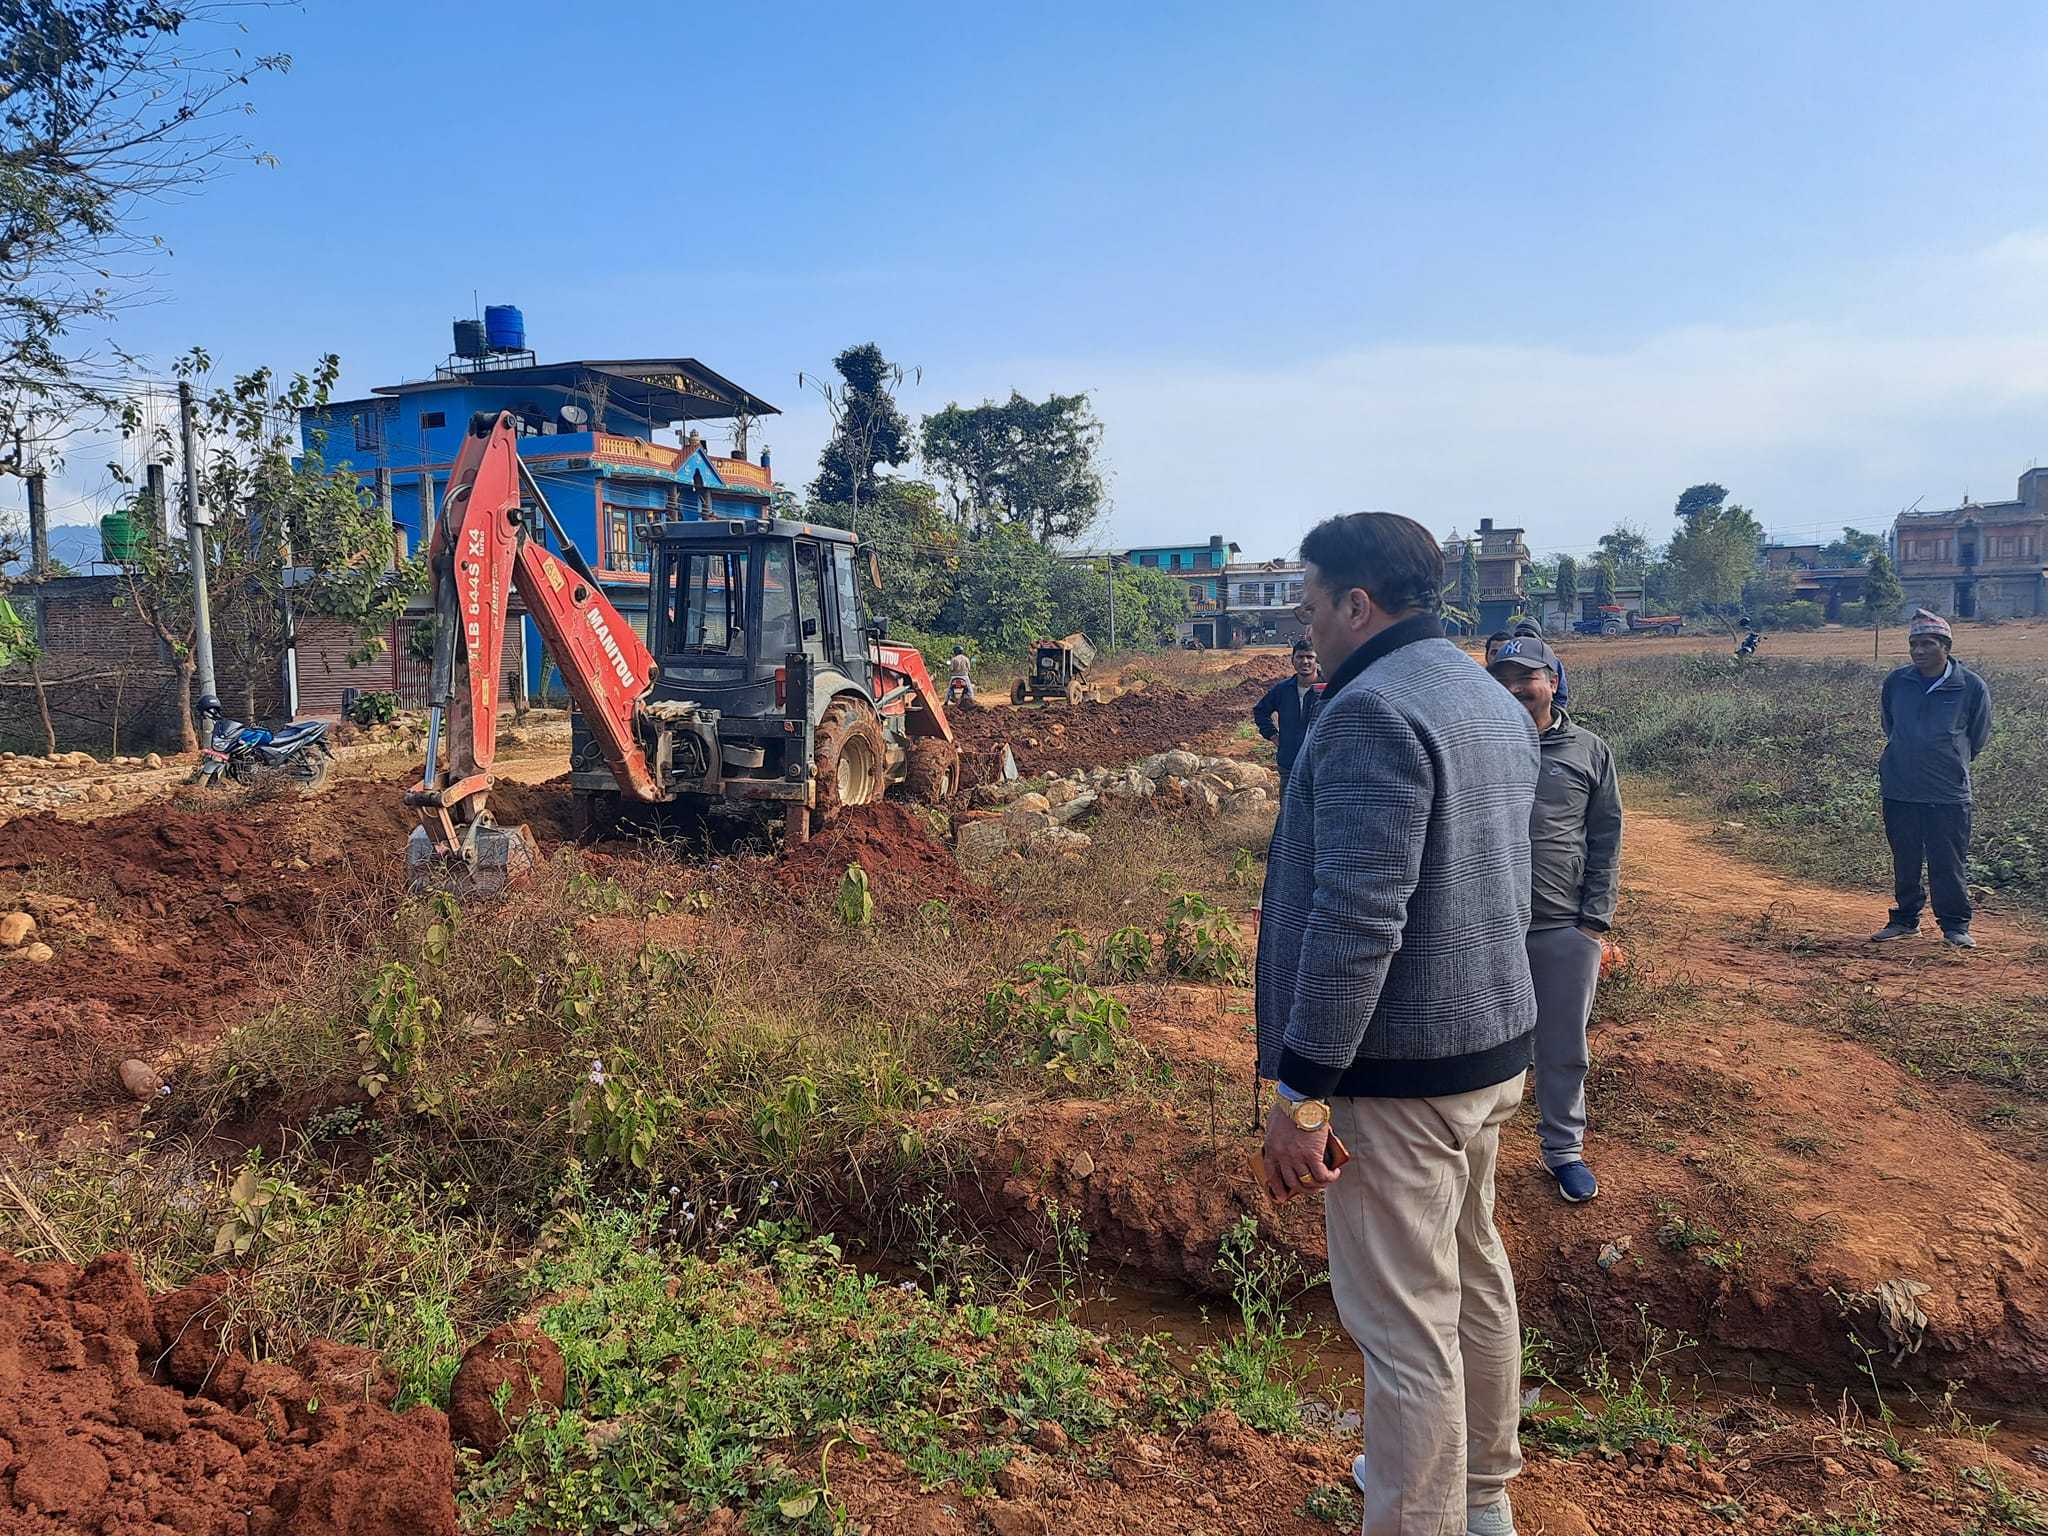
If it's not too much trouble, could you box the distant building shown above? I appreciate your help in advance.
[1119,536,1240,611]
[297,315,779,705]
[1759,543,1867,621]
[1224,559,1308,646]
[1891,470,2048,620]
[1442,518,1532,632]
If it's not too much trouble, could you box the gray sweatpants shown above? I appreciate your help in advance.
[1525,924,1603,1170]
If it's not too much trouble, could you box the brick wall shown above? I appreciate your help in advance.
[0,576,285,753]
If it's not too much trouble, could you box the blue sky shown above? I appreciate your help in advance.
[32,0,2048,559]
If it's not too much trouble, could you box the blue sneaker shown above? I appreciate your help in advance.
[1552,1161,1598,1203]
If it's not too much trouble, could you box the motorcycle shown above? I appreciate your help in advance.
[945,677,975,709]
[196,694,334,790]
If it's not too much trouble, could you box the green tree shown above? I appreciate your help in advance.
[803,343,915,517]
[1861,549,1905,659]
[118,349,425,745]
[940,523,1053,652]
[1674,483,1729,520]
[1666,501,1763,627]
[0,3,289,478]
[1457,539,1479,613]
[920,391,1106,543]
[1591,558,1615,604]
[1596,522,1653,582]
[812,478,955,635]
[1818,527,1884,567]
[1554,554,1578,616]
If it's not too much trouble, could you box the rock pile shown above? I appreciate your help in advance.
[955,751,1279,866]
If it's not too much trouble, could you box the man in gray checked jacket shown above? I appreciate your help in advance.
[1256,511,1540,1536]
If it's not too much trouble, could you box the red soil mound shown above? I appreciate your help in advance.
[773,802,991,913]
[953,677,1269,779]
[0,1250,455,1536]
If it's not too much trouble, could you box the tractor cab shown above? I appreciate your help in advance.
[567,517,957,836]
[647,517,875,708]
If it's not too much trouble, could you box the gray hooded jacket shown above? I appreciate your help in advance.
[1528,707,1623,933]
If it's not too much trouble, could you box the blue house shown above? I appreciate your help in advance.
[298,324,779,705]
[1118,535,1240,609]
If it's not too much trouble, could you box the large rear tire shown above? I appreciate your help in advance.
[1011,679,1029,706]
[813,697,886,823]
[906,738,960,803]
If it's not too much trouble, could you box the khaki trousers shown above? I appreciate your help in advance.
[1327,1074,1527,1536]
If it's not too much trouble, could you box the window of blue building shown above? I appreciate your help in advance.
[354,411,382,452]
[420,411,445,430]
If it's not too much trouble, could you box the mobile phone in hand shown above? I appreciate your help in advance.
[1252,1132,1350,1205]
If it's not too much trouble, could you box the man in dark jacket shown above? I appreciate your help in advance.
[1490,635,1622,1204]
[1257,512,1538,1536]
[1871,609,1993,948]
[1252,640,1322,785]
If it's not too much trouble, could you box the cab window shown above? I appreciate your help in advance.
[667,550,748,655]
[832,546,863,658]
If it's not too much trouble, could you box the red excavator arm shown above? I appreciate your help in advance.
[405,411,663,884]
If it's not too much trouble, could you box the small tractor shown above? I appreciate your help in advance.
[1011,632,1098,707]
[403,410,966,887]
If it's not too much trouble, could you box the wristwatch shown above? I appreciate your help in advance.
[1286,1096,1331,1132]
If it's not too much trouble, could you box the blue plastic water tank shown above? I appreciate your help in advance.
[483,304,526,352]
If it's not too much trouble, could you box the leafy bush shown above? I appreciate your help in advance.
[347,689,399,725]
[1761,601,1825,630]
[1164,892,1250,983]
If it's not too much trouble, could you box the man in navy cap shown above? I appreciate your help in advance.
[1871,609,1992,948]
[1489,634,1620,1203]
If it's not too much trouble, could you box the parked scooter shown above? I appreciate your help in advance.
[196,694,334,790]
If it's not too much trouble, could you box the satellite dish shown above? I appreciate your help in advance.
[558,403,590,428]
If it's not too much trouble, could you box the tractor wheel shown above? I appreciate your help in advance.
[1011,679,1029,706]
[813,697,886,822]
[906,738,961,803]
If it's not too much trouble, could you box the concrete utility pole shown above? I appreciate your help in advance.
[1104,556,1117,650]
[177,381,219,705]
[25,468,48,579]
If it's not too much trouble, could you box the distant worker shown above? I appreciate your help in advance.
[1488,635,1621,1204]
[1870,609,1993,949]
[1512,619,1568,707]
[948,645,975,703]
[1253,639,1323,787]
[1483,630,1512,666]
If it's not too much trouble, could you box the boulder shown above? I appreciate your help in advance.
[1214,760,1280,792]
[1189,781,1223,814]
[1222,788,1270,816]
[1026,826,1092,856]
[1049,791,1099,824]
[144,752,165,770]
[1044,779,1079,808]
[447,1322,565,1456]
[1157,749,1202,780]
[0,910,35,948]
[1001,806,1054,838]
[1010,791,1053,815]
[116,1059,163,1100]
[18,942,53,964]
[86,784,113,803]
[955,820,1015,867]
[1134,753,1170,780]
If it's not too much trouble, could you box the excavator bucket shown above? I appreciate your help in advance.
[406,815,539,896]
